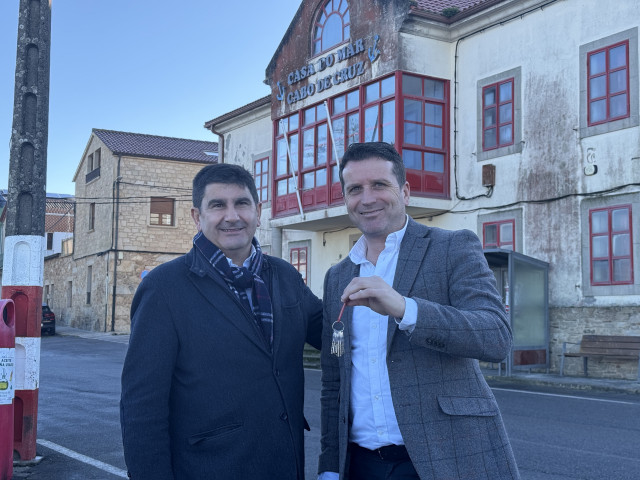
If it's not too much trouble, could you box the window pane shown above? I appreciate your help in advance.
[255,161,262,174]
[612,233,630,256]
[424,79,444,99]
[484,128,497,148]
[589,51,606,75]
[499,81,512,102]
[290,134,299,172]
[365,82,379,102]
[333,117,345,157]
[484,86,496,106]
[592,260,609,282]
[609,44,627,69]
[290,113,299,130]
[612,208,629,231]
[277,139,287,175]
[347,90,359,108]
[499,124,513,144]
[589,76,606,99]
[316,168,327,186]
[609,69,627,94]
[425,103,442,126]
[150,213,159,225]
[380,76,395,97]
[291,250,298,263]
[613,259,632,282]
[323,14,343,48]
[592,235,609,257]
[318,124,327,165]
[381,100,395,144]
[484,107,496,127]
[591,210,608,233]
[590,99,606,123]
[303,129,315,168]
[403,150,422,170]
[347,113,359,145]
[255,176,261,189]
[425,126,442,148]
[404,121,420,144]
[317,105,327,121]
[332,164,339,184]
[499,103,512,122]
[485,225,497,245]
[402,74,422,96]
[610,93,627,118]
[289,177,297,191]
[299,248,307,262]
[365,106,379,141]
[404,99,422,122]
[425,152,444,173]
[303,172,314,189]
[333,95,346,114]
[500,223,513,243]
[277,179,288,195]
[304,107,315,125]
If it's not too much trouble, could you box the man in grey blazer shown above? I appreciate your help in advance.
[318,142,519,480]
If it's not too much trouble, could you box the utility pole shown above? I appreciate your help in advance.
[1,0,52,463]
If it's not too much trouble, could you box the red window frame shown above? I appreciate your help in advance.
[272,72,450,218]
[400,73,450,197]
[482,220,515,250]
[254,157,269,203]
[587,40,630,126]
[589,205,634,285]
[312,0,350,56]
[482,78,514,151]
[290,246,309,284]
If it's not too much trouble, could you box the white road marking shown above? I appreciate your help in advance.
[36,439,128,478]
[492,387,638,405]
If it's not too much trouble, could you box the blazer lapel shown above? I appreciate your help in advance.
[387,220,431,352]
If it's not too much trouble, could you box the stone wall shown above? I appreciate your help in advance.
[550,307,640,379]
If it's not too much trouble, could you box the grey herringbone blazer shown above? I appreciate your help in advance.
[318,219,520,480]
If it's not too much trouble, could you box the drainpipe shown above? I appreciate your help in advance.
[208,124,224,163]
[110,156,122,332]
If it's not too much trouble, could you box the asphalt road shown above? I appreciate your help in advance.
[11,334,640,479]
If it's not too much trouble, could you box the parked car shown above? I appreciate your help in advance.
[41,304,56,335]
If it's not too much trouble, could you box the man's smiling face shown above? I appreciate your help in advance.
[342,158,409,241]
[191,182,261,265]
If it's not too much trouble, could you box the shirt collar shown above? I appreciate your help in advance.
[349,215,409,265]
[227,244,256,269]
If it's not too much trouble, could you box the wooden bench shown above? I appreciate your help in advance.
[560,335,640,381]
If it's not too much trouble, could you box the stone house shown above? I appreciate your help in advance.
[54,129,219,332]
[204,0,640,379]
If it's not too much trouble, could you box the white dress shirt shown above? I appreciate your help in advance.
[318,217,417,479]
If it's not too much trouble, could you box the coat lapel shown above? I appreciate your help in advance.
[387,220,431,351]
[188,262,272,356]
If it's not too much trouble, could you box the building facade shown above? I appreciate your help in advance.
[48,129,219,331]
[205,0,640,379]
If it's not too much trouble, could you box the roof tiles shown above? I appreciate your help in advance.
[92,129,218,164]
[413,0,493,15]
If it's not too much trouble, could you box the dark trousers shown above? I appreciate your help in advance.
[348,443,420,480]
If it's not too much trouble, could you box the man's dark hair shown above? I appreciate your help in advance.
[339,142,406,190]
[192,163,259,208]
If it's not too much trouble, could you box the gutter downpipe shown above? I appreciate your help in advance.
[110,155,122,332]
[208,124,224,164]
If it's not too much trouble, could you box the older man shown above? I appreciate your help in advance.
[121,163,322,479]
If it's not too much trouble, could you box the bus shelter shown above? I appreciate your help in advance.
[484,249,549,376]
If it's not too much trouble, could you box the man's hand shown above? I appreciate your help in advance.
[341,276,406,318]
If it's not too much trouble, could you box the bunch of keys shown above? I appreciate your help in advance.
[331,303,346,357]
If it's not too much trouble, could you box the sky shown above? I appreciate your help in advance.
[0,0,302,195]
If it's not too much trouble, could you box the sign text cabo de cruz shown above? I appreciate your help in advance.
[276,35,381,106]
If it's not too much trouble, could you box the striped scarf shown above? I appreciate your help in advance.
[193,231,273,350]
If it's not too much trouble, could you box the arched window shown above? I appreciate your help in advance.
[313,0,350,56]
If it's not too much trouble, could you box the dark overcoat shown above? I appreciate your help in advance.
[121,247,322,479]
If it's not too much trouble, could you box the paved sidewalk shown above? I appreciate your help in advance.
[55,325,640,395]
